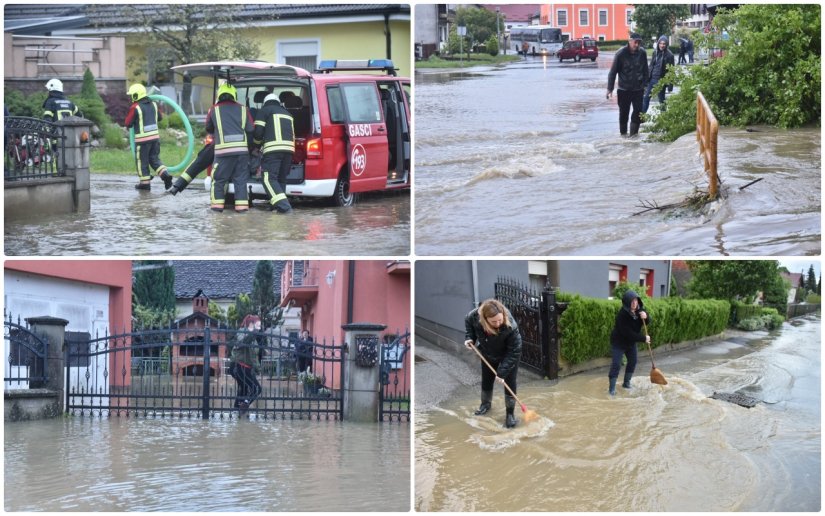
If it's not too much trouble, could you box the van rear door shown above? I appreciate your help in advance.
[338,82,390,193]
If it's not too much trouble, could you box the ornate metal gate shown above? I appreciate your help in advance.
[4,312,49,388]
[4,116,66,181]
[65,325,344,420]
[378,331,411,422]
[494,277,565,379]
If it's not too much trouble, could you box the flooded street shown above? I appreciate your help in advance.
[5,418,410,511]
[4,175,410,256]
[415,57,820,256]
[415,315,820,512]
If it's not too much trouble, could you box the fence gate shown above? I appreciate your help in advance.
[65,326,344,420]
[4,312,49,389]
[379,331,411,422]
[495,277,565,380]
[4,116,66,181]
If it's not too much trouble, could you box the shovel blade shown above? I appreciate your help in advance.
[650,367,668,385]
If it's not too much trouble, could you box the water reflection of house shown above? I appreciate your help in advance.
[171,290,228,377]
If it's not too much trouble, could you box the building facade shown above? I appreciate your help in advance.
[540,3,635,41]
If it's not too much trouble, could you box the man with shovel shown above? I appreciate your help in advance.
[608,290,651,395]
[464,299,523,428]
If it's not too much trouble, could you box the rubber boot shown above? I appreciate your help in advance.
[629,122,640,137]
[504,398,517,428]
[169,177,186,195]
[622,372,633,389]
[474,390,493,416]
[134,181,151,190]
[158,170,173,190]
[608,377,617,396]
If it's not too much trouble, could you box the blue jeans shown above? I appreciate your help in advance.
[608,344,637,382]
[642,78,666,113]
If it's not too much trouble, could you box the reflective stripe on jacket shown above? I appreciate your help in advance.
[42,93,78,122]
[207,101,253,156]
[125,99,160,142]
[253,101,296,154]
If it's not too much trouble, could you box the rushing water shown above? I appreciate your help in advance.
[4,175,410,256]
[414,57,820,256]
[415,315,821,512]
[5,418,410,511]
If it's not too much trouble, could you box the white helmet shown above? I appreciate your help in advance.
[45,79,64,92]
[263,93,280,104]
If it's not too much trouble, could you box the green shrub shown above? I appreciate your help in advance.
[5,89,48,118]
[737,317,764,331]
[72,68,111,128]
[485,35,499,56]
[612,281,650,303]
[159,111,186,130]
[805,293,821,304]
[102,123,127,149]
[559,294,730,364]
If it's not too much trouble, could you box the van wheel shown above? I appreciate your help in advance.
[558,55,563,62]
[591,57,597,62]
[332,173,355,207]
[574,55,580,63]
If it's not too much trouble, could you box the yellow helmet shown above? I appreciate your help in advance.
[128,83,147,102]
[217,83,237,101]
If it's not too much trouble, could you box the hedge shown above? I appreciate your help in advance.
[559,294,730,364]
[729,301,786,327]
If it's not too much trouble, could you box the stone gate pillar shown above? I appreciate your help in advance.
[27,316,69,401]
[342,323,386,422]
[57,116,93,213]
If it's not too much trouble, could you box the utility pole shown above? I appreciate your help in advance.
[496,7,501,56]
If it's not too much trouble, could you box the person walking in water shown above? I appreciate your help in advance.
[608,290,651,395]
[642,35,675,113]
[464,299,523,428]
[607,33,649,137]
[230,314,263,415]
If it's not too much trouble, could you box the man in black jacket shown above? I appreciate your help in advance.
[643,36,675,113]
[607,33,649,137]
[464,299,523,428]
[253,92,294,213]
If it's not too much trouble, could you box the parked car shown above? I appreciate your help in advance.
[557,39,599,62]
[172,59,410,206]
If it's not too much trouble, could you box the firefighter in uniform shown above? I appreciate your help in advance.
[42,79,79,122]
[253,92,294,213]
[205,83,254,212]
[124,84,172,190]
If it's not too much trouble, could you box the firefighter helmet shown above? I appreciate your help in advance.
[263,92,280,105]
[45,79,64,92]
[217,83,237,101]
[128,83,147,102]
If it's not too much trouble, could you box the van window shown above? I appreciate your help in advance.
[326,86,345,123]
[340,83,382,123]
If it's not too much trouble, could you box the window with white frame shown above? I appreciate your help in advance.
[278,40,319,71]
[599,9,608,26]
[626,9,633,27]
[557,9,568,26]
[579,9,589,26]
[598,35,606,41]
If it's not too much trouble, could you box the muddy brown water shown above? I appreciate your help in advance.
[5,418,410,511]
[414,56,820,256]
[416,315,821,511]
[4,175,410,256]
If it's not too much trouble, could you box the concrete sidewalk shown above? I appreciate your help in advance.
[414,336,479,411]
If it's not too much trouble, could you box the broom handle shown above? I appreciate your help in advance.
[467,343,525,408]
[641,317,657,368]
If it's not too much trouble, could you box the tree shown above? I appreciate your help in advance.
[251,260,280,327]
[763,273,789,315]
[133,261,175,312]
[631,4,690,42]
[92,5,262,113]
[612,281,650,303]
[208,300,227,325]
[651,4,821,140]
[455,6,501,49]
[806,265,817,295]
[686,261,784,301]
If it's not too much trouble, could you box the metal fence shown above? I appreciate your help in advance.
[379,330,411,422]
[65,326,344,420]
[4,116,65,181]
[4,312,49,389]
[495,277,566,379]
[787,303,821,319]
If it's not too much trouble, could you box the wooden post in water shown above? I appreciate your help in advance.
[696,92,719,199]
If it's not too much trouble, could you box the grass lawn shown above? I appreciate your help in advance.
[90,141,193,175]
[416,54,522,69]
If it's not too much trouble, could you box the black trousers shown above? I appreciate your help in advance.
[261,152,293,211]
[231,363,262,407]
[480,356,518,408]
[135,140,167,181]
[617,88,644,135]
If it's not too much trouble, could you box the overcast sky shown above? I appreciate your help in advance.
[778,259,821,278]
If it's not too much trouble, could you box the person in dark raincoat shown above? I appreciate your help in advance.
[607,33,649,137]
[642,35,675,113]
[608,290,651,395]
